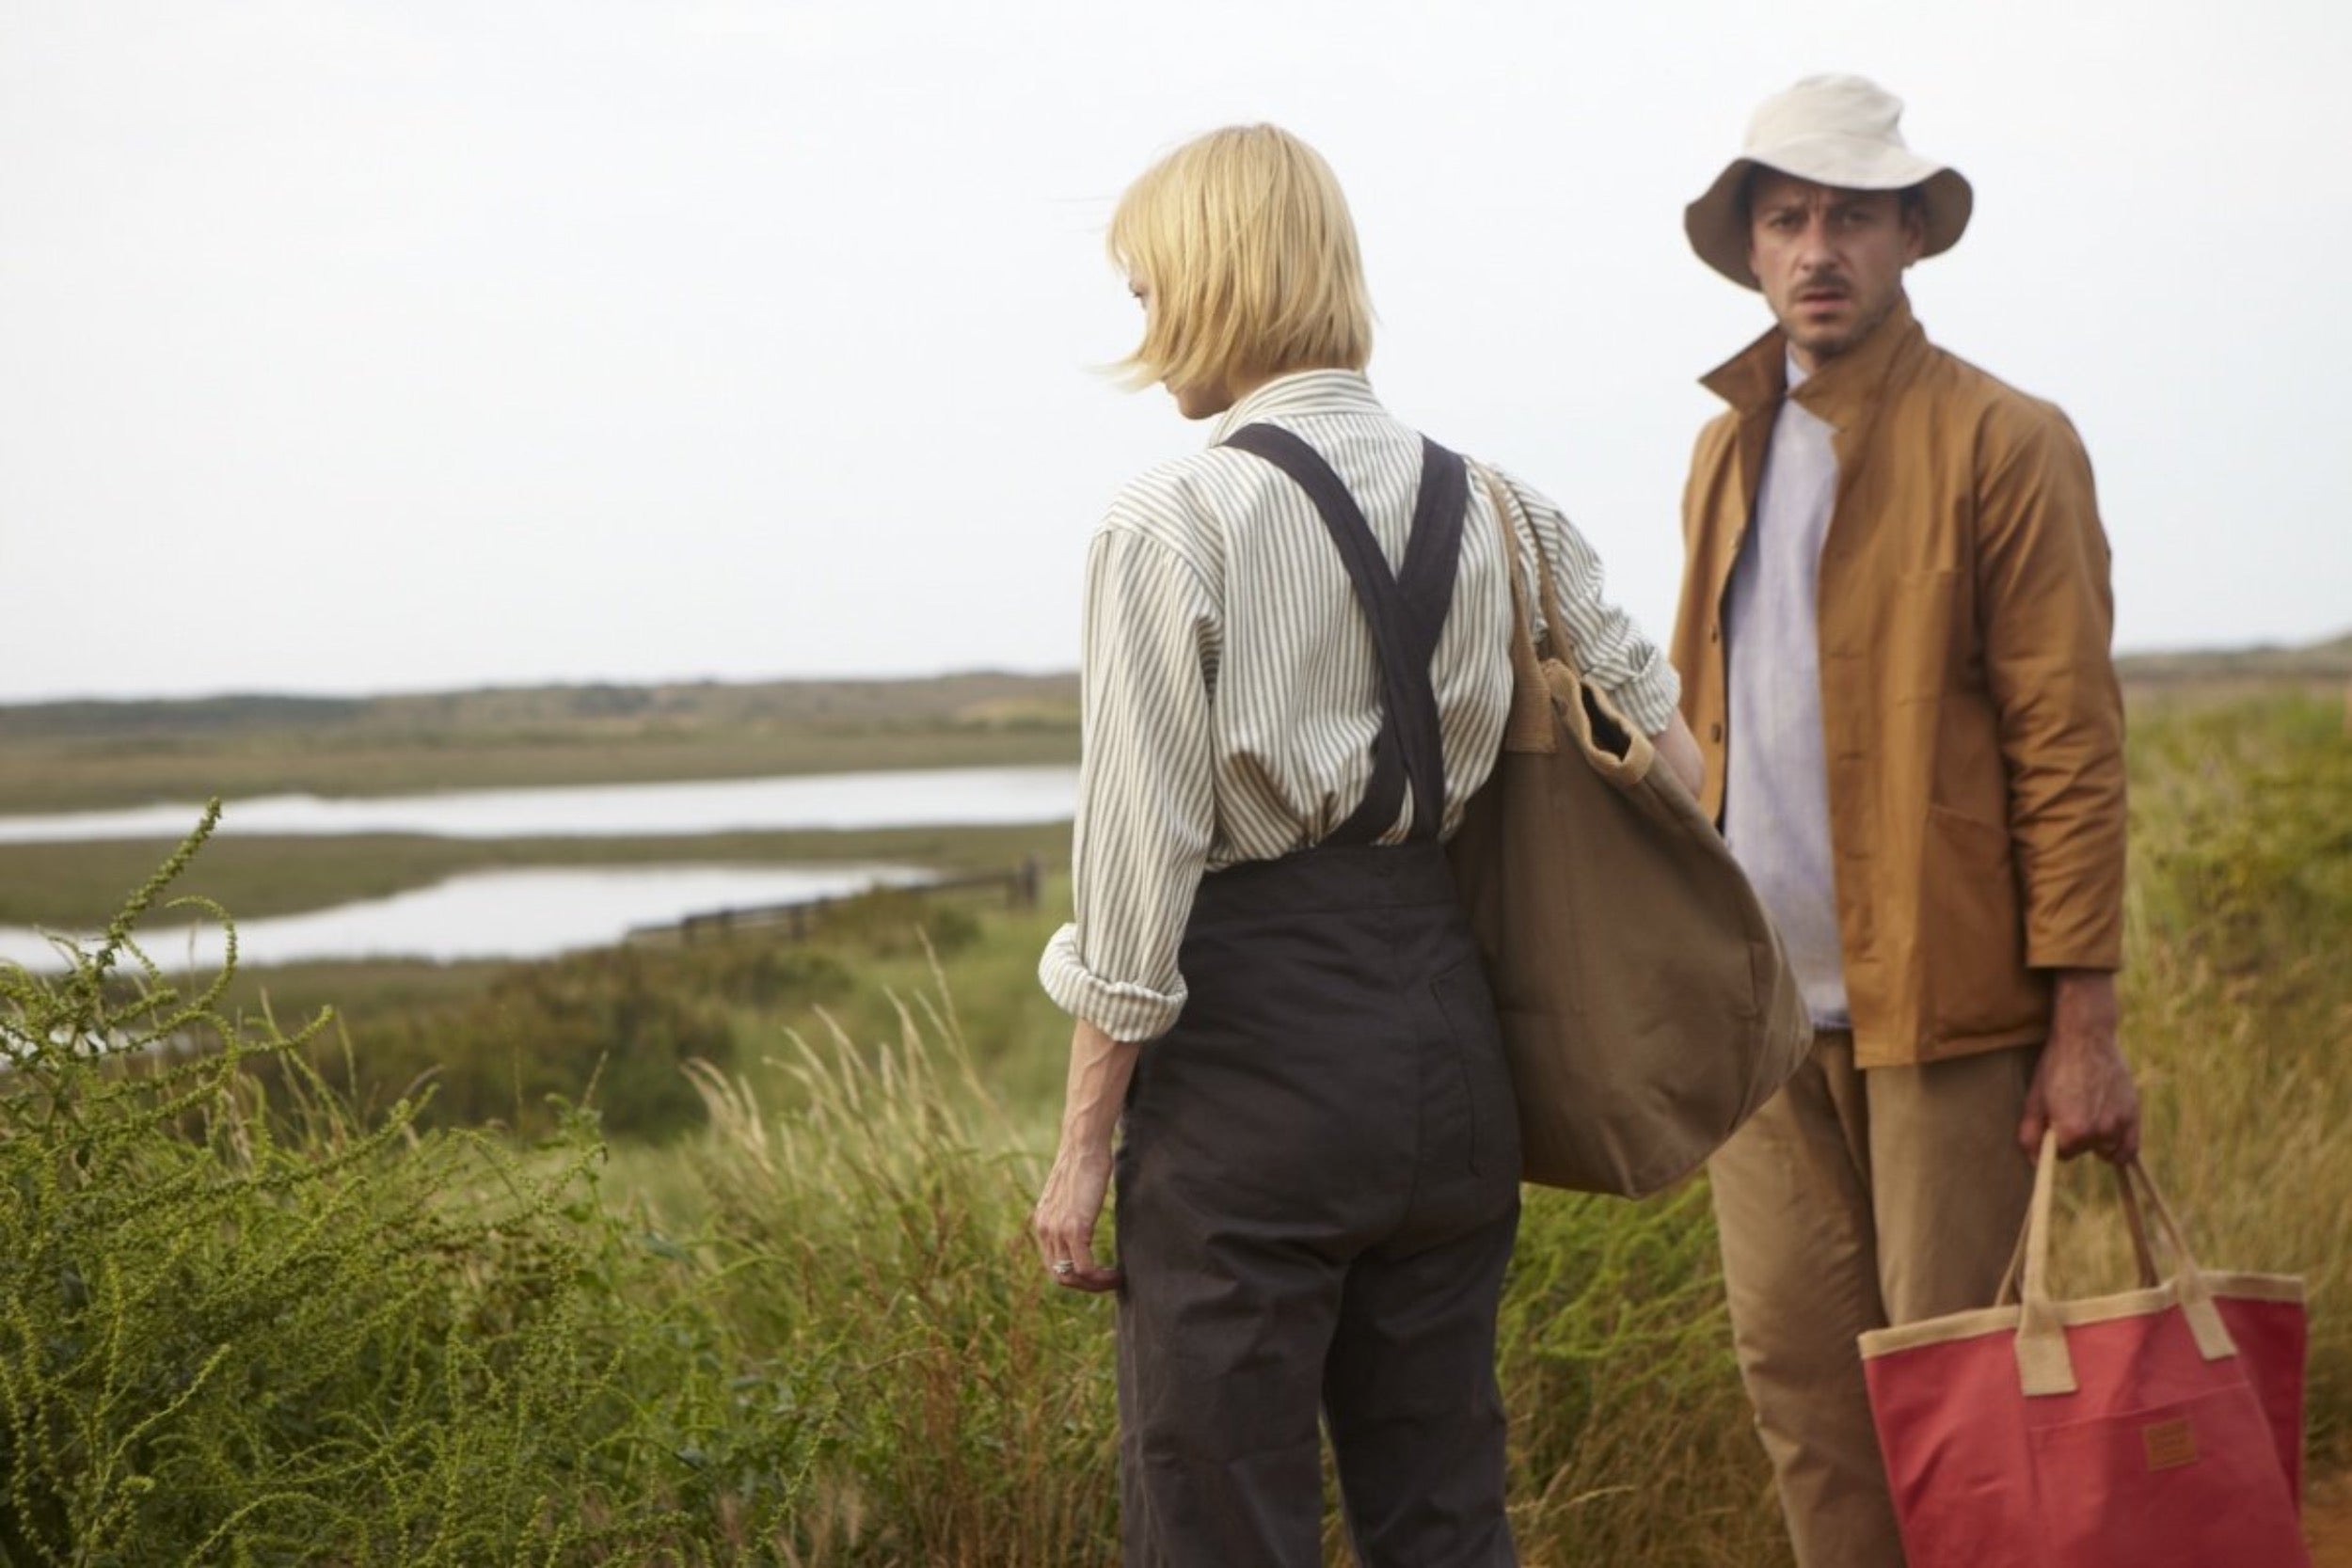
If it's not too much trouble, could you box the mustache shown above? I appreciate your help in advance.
[1793,275,1852,297]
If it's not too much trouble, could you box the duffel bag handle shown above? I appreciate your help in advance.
[1471,467,1658,785]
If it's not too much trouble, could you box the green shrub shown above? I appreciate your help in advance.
[0,812,720,1563]
[331,949,740,1142]
[296,942,864,1145]
[798,889,981,959]
[278,890,970,1147]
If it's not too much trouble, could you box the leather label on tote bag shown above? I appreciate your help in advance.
[2142,1418,2199,1472]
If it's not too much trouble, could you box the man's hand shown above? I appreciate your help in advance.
[2018,969,2139,1163]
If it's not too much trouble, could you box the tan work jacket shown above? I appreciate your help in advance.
[1671,300,2125,1068]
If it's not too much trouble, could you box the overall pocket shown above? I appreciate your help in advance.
[1431,959,1518,1178]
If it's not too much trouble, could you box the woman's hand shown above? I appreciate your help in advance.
[1030,1017,1140,1293]
[1032,1139,1122,1292]
[1654,710,1706,799]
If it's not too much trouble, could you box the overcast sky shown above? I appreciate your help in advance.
[1,0,2344,703]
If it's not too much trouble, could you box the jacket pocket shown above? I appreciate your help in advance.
[1919,804,2039,1042]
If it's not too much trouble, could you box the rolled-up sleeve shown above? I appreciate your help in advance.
[1492,467,1681,736]
[1037,523,1220,1041]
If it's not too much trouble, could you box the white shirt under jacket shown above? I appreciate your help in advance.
[1039,370,1681,1042]
[1722,351,1852,1029]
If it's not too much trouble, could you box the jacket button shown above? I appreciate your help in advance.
[1709,623,1721,643]
[1708,721,1724,742]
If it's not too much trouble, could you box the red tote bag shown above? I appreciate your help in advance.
[1859,1133,2308,1568]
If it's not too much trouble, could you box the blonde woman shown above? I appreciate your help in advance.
[1031,125,1700,1566]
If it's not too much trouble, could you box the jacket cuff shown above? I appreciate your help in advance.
[2026,942,2123,974]
[1038,924,1185,1042]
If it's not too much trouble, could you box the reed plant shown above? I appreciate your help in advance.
[675,1001,1121,1563]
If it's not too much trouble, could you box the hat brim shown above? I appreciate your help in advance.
[1683,158,1973,290]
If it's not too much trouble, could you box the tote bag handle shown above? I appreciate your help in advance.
[2009,1129,2243,1396]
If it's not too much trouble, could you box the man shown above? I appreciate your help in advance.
[1670,75,2141,1566]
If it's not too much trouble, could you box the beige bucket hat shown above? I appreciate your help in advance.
[1685,73,1973,289]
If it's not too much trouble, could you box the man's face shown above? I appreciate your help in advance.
[1745,171,1926,371]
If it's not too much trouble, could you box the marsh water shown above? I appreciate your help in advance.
[0,766,1080,843]
[0,766,1079,969]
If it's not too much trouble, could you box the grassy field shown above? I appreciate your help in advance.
[0,682,2344,1562]
[0,821,1070,927]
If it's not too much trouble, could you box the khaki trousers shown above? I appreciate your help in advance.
[1708,1032,2038,1568]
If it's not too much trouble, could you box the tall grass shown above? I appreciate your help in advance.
[2100,692,2352,1460]
[662,998,1785,1566]
[609,687,2352,1563]
[680,1006,1120,1563]
[0,689,2339,1562]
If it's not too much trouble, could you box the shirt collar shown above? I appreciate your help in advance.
[1208,368,1384,444]
[1699,296,1927,427]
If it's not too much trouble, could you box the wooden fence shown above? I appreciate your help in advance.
[626,859,1041,947]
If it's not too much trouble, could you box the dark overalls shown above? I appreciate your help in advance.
[1112,424,1522,1567]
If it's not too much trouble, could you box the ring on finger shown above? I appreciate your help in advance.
[1051,1259,1076,1275]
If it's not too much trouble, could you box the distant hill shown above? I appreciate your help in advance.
[0,673,1083,816]
[2115,631,2352,686]
[0,672,1081,745]
[8,628,2347,742]
[9,627,2347,741]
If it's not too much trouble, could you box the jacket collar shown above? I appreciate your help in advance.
[1208,369,1385,444]
[1698,295,1930,430]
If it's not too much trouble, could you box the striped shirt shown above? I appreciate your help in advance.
[1039,370,1680,1042]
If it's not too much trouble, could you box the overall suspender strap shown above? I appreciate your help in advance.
[1219,422,1469,845]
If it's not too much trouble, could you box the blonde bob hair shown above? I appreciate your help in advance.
[1109,125,1373,396]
